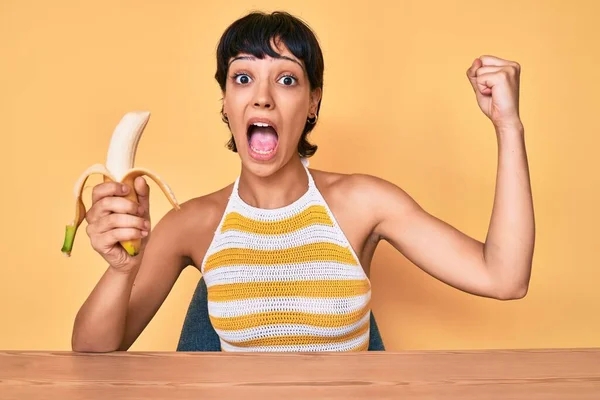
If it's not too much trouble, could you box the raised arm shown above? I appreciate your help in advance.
[368,55,535,300]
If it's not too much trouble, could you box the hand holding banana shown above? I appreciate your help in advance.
[82,178,155,269]
[466,55,522,131]
[61,112,180,267]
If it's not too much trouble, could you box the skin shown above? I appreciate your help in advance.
[71,41,534,352]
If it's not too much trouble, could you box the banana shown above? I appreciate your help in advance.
[61,111,181,257]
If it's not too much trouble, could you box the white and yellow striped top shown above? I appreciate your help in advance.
[200,162,372,352]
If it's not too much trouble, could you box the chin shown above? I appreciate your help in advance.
[240,151,283,178]
[240,146,301,179]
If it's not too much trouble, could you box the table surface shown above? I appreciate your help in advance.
[1,348,599,399]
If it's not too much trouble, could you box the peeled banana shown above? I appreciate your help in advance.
[61,111,180,257]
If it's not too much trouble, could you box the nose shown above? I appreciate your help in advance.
[252,81,274,110]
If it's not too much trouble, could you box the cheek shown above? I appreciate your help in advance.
[284,97,309,133]
[277,93,309,114]
[223,93,248,133]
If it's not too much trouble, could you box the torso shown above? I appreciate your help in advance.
[179,165,378,352]
[183,168,381,278]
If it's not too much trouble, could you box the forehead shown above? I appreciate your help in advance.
[227,39,305,70]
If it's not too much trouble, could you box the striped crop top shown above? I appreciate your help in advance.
[200,161,372,352]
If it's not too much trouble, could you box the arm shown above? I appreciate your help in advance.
[72,203,192,352]
[368,123,533,300]
[369,55,535,300]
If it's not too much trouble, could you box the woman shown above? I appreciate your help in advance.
[71,11,535,352]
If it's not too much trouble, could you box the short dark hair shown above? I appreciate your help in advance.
[215,11,324,158]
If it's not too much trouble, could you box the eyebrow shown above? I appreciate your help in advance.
[228,55,305,72]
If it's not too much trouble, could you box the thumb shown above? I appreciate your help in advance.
[134,176,150,219]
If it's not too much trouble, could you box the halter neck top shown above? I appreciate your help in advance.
[200,162,372,352]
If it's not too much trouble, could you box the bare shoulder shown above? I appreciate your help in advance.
[153,183,233,269]
[310,168,417,208]
[309,168,422,233]
[164,184,232,231]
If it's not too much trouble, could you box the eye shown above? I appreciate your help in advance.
[278,74,297,86]
[233,73,252,85]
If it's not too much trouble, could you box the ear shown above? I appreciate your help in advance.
[309,87,322,115]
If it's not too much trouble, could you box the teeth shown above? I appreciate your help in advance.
[250,146,274,155]
[61,111,181,257]
[252,122,270,127]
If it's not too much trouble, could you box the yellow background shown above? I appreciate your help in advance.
[1,0,599,351]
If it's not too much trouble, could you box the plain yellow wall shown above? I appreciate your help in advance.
[1,0,599,351]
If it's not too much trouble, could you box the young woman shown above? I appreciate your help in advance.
[72,11,534,352]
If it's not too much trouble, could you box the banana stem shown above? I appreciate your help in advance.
[61,224,77,256]
[61,195,86,257]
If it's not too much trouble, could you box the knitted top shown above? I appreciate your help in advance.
[200,162,372,352]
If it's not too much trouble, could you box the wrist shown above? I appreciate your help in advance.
[108,261,141,279]
[494,120,524,137]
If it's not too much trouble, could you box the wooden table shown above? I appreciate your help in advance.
[1,349,599,399]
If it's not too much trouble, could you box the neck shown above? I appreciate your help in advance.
[238,156,308,209]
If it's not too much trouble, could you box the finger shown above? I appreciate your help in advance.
[85,223,97,238]
[95,213,149,235]
[91,182,130,204]
[475,66,504,76]
[134,176,150,220]
[467,62,503,93]
[466,57,483,80]
[99,228,147,247]
[479,55,514,67]
[86,196,143,224]
[475,71,505,94]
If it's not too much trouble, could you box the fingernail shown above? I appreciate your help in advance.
[144,220,150,229]
[122,184,128,193]
[141,230,148,236]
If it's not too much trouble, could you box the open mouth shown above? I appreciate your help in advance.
[247,120,279,160]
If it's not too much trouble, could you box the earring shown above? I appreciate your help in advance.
[307,114,318,125]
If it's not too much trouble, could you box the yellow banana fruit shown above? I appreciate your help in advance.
[61,111,180,257]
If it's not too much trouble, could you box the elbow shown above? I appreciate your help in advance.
[488,260,532,300]
[71,340,119,353]
[71,317,126,353]
[71,333,122,353]
[494,283,529,300]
